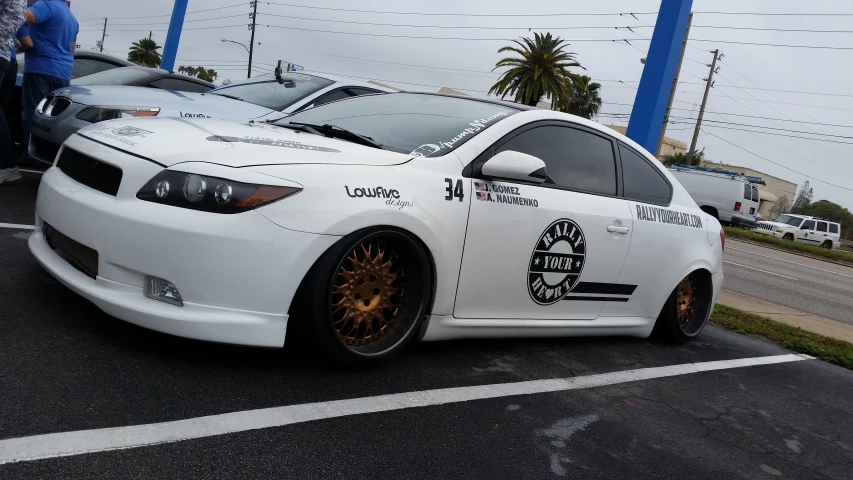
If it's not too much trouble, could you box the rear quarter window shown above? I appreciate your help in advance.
[619,143,672,205]
[830,224,840,234]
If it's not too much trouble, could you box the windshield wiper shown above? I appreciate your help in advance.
[209,92,244,101]
[280,122,385,150]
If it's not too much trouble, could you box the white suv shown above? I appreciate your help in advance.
[753,214,841,249]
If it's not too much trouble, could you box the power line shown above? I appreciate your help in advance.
[703,130,853,193]
[78,3,245,22]
[99,24,246,33]
[709,92,853,112]
[688,39,853,51]
[106,14,245,27]
[257,24,621,41]
[691,11,853,16]
[692,25,853,34]
[262,2,655,17]
[673,118,853,141]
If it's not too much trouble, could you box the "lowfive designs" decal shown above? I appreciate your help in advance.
[528,219,586,305]
[474,181,539,208]
[636,205,703,229]
[206,135,341,153]
[345,186,413,210]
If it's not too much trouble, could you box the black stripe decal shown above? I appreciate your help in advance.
[562,296,630,302]
[571,282,637,296]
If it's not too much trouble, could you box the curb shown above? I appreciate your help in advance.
[727,237,853,269]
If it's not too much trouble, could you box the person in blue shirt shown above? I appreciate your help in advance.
[20,0,77,163]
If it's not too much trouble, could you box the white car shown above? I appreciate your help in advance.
[29,92,724,365]
[754,214,842,249]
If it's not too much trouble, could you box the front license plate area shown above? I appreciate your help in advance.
[44,223,99,279]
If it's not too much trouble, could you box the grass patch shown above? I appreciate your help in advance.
[710,304,853,370]
[723,226,853,263]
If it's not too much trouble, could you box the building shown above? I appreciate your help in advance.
[699,160,797,218]
[605,125,687,160]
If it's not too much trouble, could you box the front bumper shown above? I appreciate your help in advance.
[29,101,92,164]
[30,135,339,347]
[751,227,783,238]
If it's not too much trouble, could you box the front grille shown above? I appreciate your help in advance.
[758,223,773,231]
[49,98,71,117]
[31,135,61,162]
[43,223,99,279]
[57,148,123,196]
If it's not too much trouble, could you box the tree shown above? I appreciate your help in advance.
[127,38,162,68]
[559,75,601,119]
[792,181,814,212]
[489,32,583,107]
[769,194,790,219]
[663,148,704,167]
[799,199,853,225]
[220,79,232,86]
[177,66,218,83]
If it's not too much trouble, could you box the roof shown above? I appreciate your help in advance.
[73,50,134,66]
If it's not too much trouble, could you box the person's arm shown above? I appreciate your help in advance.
[26,1,53,24]
[25,9,35,23]
[70,42,77,52]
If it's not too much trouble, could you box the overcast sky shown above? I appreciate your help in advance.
[67,0,853,209]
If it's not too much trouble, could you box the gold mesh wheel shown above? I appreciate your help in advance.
[331,240,404,346]
[676,275,696,327]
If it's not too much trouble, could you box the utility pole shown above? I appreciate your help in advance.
[247,0,258,79]
[99,18,107,52]
[655,12,693,158]
[688,49,722,161]
[148,31,152,41]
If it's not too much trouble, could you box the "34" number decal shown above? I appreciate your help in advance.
[444,178,464,202]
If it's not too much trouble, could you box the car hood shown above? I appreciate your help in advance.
[76,117,414,167]
[52,85,276,120]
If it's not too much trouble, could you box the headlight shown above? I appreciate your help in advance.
[137,171,301,213]
[76,106,160,123]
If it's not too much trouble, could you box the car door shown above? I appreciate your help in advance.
[828,223,841,247]
[814,221,830,246]
[454,122,634,320]
[796,219,817,245]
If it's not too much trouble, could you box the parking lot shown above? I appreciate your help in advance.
[2,173,853,479]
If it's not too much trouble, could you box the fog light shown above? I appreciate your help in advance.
[145,276,183,306]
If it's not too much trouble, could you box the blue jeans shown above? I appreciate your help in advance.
[22,73,69,159]
[0,57,16,169]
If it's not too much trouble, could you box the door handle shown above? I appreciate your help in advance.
[607,225,630,234]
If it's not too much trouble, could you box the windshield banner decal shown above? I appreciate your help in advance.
[207,135,341,153]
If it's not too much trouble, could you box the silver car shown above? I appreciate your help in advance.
[29,70,392,164]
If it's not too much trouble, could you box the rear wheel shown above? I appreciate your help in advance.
[652,270,713,343]
[297,228,431,366]
[783,233,794,241]
[821,240,832,249]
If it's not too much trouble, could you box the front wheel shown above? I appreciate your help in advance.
[783,233,794,241]
[652,271,713,343]
[297,228,432,366]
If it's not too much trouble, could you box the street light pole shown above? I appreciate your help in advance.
[221,38,250,55]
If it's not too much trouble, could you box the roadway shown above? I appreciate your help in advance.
[722,239,853,326]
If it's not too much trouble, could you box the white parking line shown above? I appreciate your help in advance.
[723,261,799,280]
[20,169,44,174]
[0,223,35,230]
[0,353,812,465]
[729,246,853,278]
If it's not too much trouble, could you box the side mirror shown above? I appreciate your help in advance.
[481,150,547,184]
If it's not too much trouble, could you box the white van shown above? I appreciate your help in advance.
[754,214,842,249]
[669,165,760,224]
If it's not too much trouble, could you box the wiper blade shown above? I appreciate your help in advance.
[276,123,323,136]
[209,92,244,101]
[285,122,385,150]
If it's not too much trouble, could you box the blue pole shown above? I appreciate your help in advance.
[625,0,693,154]
[159,0,189,72]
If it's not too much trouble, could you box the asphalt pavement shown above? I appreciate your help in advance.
[3,173,853,479]
[722,239,853,325]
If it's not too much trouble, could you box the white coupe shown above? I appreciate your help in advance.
[30,92,724,365]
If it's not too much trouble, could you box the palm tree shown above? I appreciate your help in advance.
[127,38,162,68]
[489,32,584,107]
[560,75,602,119]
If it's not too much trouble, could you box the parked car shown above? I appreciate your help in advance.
[669,164,760,224]
[9,50,134,151]
[753,214,842,249]
[29,92,723,365]
[28,70,392,164]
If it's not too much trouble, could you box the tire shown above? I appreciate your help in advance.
[821,241,832,249]
[783,233,794,241]
[652,270,713,343]
[296,228,432,366]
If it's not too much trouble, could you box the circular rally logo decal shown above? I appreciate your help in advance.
[527,219,586,305]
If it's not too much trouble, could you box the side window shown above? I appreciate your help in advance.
[801,220,815,230]
[72,59,119,78]
[816,222,828,232]
[618,144,671,205]
[743,184,751,200]
[312,89,353,106]
[751,186,759,202]
[830,223,840,234]
[495,125,617,196]
[345,87,382,97]
[148,78,211,93]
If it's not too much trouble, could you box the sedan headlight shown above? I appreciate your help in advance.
[137,171,301,214]
[76,106,160,123]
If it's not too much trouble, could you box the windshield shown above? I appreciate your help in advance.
[276,93,519,156]
[774,215,804,226]
[209,73,334,111]
[71,66,154,86]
